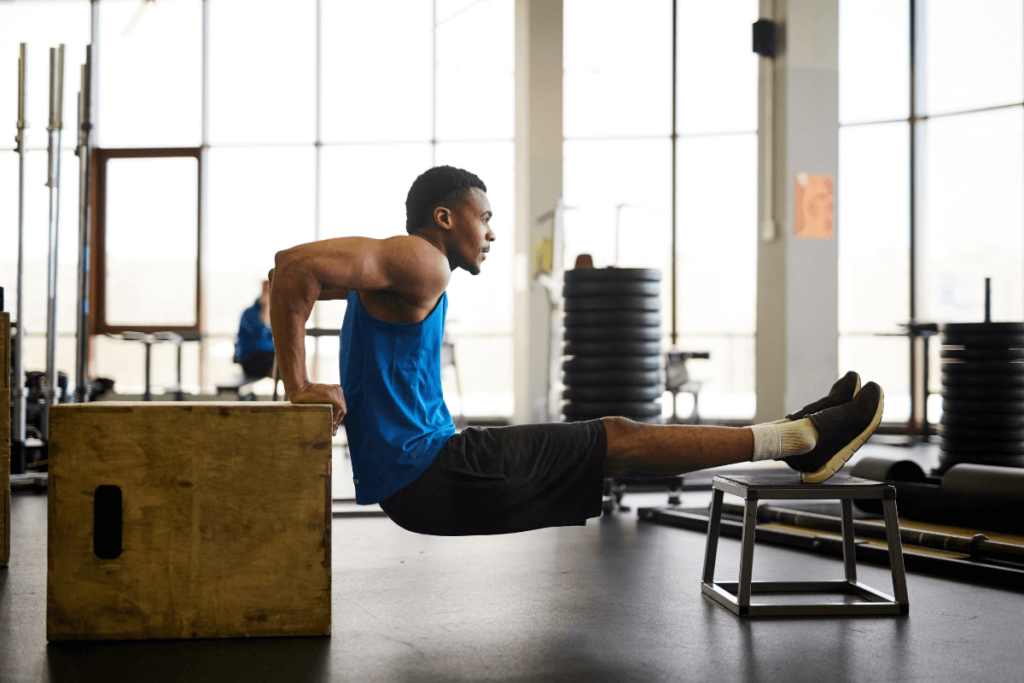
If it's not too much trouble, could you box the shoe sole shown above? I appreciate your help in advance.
[800,386,883,484]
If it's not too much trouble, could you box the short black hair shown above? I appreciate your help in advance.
[405,165,487,234]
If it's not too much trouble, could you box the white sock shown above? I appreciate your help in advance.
[748,419,819,462]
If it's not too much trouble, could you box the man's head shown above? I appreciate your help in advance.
[405,166,495,275]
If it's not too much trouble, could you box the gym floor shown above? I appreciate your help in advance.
[2,442,1023,683]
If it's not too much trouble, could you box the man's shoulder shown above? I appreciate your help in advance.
[378,235,450,291]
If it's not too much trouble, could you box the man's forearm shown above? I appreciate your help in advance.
[269,254,320,397]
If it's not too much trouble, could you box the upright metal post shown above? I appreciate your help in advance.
[42,44,65,443]
[12,44,29,474]
[74,46,94,403]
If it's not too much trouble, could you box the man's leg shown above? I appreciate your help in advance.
[602,418,755,475]
[602,380,884,483]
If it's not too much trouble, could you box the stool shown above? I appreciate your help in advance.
[701,472,909,617]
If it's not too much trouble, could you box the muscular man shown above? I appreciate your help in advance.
[269,166,883,536]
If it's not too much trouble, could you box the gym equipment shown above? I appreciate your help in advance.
[106,331,188,401]
[561,267,664,423]
[938,298,1024,472]
[2,310,10,566]
[47,402,332,640]
[41,45,65,445]
[699,472,908,617]
[851,455,1024,535]
[11,44,28,476]
[73,46,93,403]
[665,350,710,424]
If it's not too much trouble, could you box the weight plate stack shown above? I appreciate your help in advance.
[938,321,1024,474]
[561,268,664,423]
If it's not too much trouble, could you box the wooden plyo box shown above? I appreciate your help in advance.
[2,313,9,566]
[47,402,332,641]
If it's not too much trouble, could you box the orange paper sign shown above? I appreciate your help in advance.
[794,173,833,239]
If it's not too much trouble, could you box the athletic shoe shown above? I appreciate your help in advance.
[785,371,862,421]
[783,381,884,483]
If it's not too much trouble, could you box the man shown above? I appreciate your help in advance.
[269,166,883,536]
[236,280,276,378]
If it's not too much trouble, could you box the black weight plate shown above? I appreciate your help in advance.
[941,333,1024,347]
[941,412,1024,428]
[940,361,1024,375]
[941,399,1024,415]
[563,281,661,297]
[564,268,662,283]
[563,355,662,372]
[564,296,661,312]
[563,370,664,387]
[941,373,1024,388]
[941,387,1024,401]
[564,311,662,328]
[564,385,664,402]
[937,453,1024,470]
[564,340,662,356]
[564,326,662,342]
[562,401,663,418]
[939,438,1024,455]
[941,322,1024,335]
[938,424,1024,441]
[940,348,1024,361]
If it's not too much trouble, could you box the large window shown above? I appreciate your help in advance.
[0,0,515,417]
[564,0,760,420]
[838,0,1024,429]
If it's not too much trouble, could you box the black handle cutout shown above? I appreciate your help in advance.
[93,485,123,559]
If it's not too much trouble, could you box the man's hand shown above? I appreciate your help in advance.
[290,383,347,435]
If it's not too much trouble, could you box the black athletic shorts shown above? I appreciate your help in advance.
[378,419,608,536]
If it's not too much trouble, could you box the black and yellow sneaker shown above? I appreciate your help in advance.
[783,381,884,483]
[785,371,861,421]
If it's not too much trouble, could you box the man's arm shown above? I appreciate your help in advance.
[268,236,445,433]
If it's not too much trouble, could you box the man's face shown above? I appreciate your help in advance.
[449,187,495,276]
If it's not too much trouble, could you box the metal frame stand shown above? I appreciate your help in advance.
[41,45,65,444]
[74,46,94,403]
[701,473,910,617]
[11,44,29,474]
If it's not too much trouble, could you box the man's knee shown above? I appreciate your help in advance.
[601,416,648,472]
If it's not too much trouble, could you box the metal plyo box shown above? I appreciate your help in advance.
[47,402,332,640]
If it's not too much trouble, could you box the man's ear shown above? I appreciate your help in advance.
[433,205,453,230]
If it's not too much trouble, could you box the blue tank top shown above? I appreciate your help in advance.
[339,291,456,504]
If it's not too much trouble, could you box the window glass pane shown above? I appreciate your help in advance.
[320,1,432,143]
[919,107,1024,323]
[0,150,83,335]
[919,0,1024,116]
[840,336,910,423]
[839,0,909,124]
[676,134,757,336]
[208,0,316,144]
[436,141,514,419]
[838,122,910,332]
[206,147,316,335]
[676,0,759,135]
[436,0,514,141]
[563,139,672,272]
[98,0,202,147]
[667,334,755,421]
[564,0,672,138]
[104,157,199,327]
[0,1,91,150]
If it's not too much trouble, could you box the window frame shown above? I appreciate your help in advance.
[92,146,203,336]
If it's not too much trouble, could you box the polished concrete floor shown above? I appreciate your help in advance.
[3,444,1024,682]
